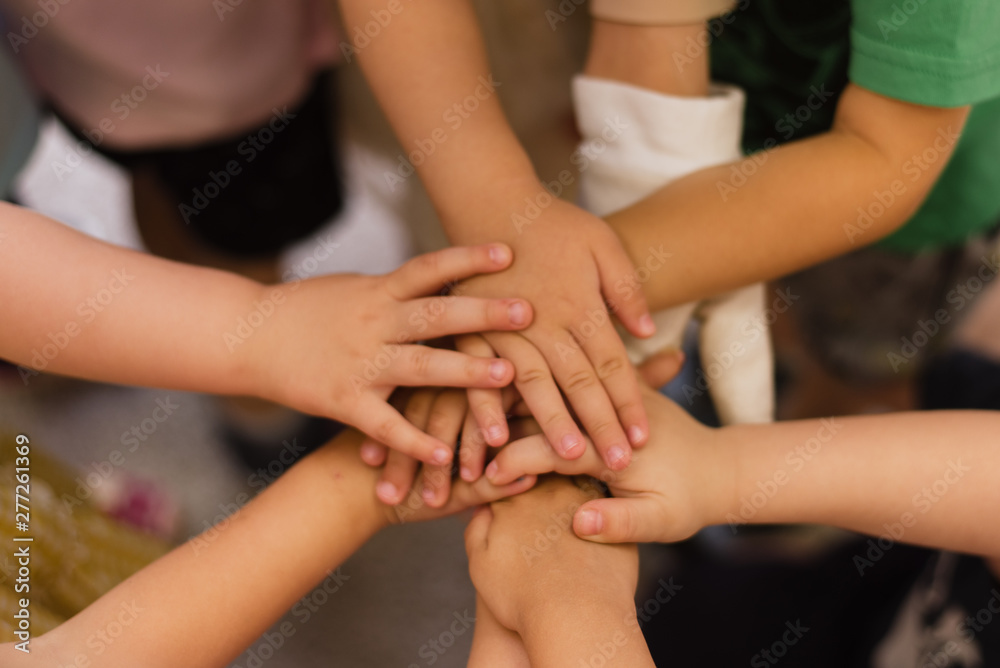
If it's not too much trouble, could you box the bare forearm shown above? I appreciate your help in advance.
[608,85,969,309]
[35,431,381,668]
[339,0,538,237]
[720,412,1000,558]
[520,601,654,667]
[0,203,262,394]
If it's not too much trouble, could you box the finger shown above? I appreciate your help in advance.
[459,410,489,482]
[418,390,466,508]
[356,395,454,466]
[485,332,586,460]
[386,244,513,300]
[456,335,509,448]
[484,434,605,485]
[544,329,632,470]
[403,297,532,341]
[378,449,420,505]
[573,497,667,544]
[596,239,655,339]
[637,349,685,389]
[359,438,388,467]
[579,318,650,449]
[384,346,515,389]
[449,474,537,516]
[463,504,494,556]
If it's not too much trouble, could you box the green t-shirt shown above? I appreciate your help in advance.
[711,0,1000,253]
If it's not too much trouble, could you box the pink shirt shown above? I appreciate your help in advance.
[3,0,340,149]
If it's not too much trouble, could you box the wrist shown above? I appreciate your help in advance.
[705,426,747,529]
[439,173,551,244]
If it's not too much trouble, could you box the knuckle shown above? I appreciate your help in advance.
[595,356,627,380]
[374,419,399,445]
[408,348,433,377]
[564,370,598,394]
[515,366,550,386]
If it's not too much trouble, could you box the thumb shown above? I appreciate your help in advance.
[572,497,667,544]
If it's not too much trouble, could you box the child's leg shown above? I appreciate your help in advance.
[575,8,774,424]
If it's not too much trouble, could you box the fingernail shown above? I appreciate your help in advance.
[577,509,603,536]
[489,244,509,265]
[489,360,508,381]
[487,424,504,443]
[360,442,380,462]
[639,314,655,336]
[627,426,644,446]
[433,448,452,465]
[607,446,629,469]
[421,487,435,503]
[461,466,474,481]
[508,301,527,326]
[376,482,398,503]
[485,460,499,481]
[515,476,527,483]
[561,434,583,456]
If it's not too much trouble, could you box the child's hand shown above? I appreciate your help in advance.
[484,386,733,544]
[455,200,654,471]
[463,477,639,634]
[245,244,533,466]
[361,387,471,507]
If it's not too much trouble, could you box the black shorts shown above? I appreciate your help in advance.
[55,70,344,259]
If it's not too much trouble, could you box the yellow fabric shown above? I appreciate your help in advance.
[0,436,169,641]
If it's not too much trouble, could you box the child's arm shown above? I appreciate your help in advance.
[467,596,531,668]
[338,0,655,472]
[486,388,1000,560]
[0,430,535,668]
[0,202,533,462]
[464,478,654,668]
[607,84,971,310]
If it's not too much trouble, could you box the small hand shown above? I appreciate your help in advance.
[484,383,731,544]
[456,199,655,471]
[246,244,532,466]
[463,476,639,633]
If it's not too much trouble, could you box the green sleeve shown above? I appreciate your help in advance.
[849,0,1000,107]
